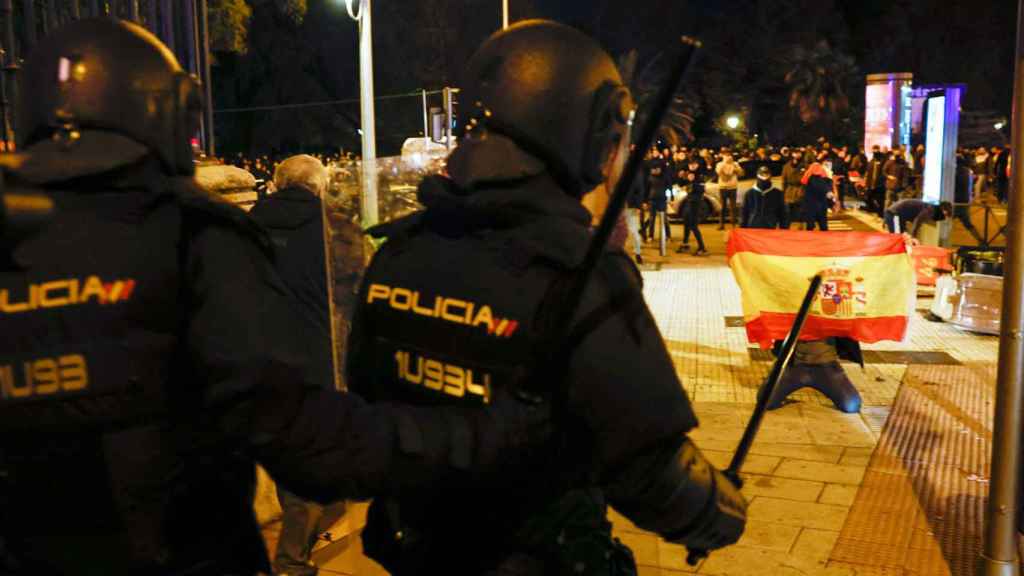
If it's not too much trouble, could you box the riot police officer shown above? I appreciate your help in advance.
[347,20,747,575]
[0,18,547,575]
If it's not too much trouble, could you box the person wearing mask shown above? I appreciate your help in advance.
[741,166,788,229]
[677,168,709,256]
[715,151,743,230]
[802,160,835,231]
[644,155,672,244]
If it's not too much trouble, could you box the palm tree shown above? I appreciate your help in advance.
[617,49,700,146]
[782,40,858,127]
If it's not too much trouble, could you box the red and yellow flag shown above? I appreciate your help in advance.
[727,229,915,348]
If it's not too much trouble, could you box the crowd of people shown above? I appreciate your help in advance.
[620,138,1005,263]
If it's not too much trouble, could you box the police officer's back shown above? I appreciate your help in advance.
[0,19,548,575]
[348,20,747,575]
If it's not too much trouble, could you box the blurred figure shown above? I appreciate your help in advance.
[973,146,991,197]
[782,152,804,228]
[994,144,1011,204]
[884,199,953,239]
[741,166,788,229]
[801,160,834,231]
[677,167,708,255]
[716,151,743,229]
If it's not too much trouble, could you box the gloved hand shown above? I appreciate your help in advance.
[470,387,552,469]
[681,467,748,553]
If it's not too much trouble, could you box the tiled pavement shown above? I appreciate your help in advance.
[268,206,1000,575]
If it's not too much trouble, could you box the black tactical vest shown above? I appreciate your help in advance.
[0,185,267,575]
[349,209,642,575]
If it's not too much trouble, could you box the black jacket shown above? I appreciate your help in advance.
[0,155,526,576]
[741,182,788,228]
[802,175,833,216]
[249,186,333,389]
[347,138,704,573]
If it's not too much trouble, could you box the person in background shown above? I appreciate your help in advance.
[883,150,908,209]
[782,151,805,228]
[741,166,788,229]
[626,169,646,265]
[994,144,1011,204]
[802,160,834,231]
[973,146,992,198]
[677,168,709,255]
[831,146,849,210]
[865,145,887,216]
[716,151,743,230]
[884,199,953,240]
[249,155,342,576]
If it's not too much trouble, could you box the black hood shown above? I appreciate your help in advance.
[250,186,321,231]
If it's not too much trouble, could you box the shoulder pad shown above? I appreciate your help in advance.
[171,177,272,254]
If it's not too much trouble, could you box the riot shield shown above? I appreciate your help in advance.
[321,151,447,390]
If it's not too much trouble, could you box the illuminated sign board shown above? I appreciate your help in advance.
[922,94,946,204]
[864,83,893,152]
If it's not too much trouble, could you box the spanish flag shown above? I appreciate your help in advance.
[728,229,915,348]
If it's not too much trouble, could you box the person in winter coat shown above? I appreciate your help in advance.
[741,166,788,229]
[677,168,708,255]
[249,155,345,576]
[781,152,804,228]
[802,161,834,231]
[882,152,909,209]
[715,152,744,229]
[865,146,887,216]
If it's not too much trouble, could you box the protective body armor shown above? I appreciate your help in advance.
[0,179,268,575]
[347,175,697,575]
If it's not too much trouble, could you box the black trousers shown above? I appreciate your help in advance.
[682,211,705,251]
[805,209,828,231]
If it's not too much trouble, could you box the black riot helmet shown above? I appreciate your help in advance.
[459,20,635,197]
[17,18,202,176]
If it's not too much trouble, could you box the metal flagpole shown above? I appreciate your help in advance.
[980,0,1024,572]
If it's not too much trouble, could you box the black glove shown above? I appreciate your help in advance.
[469,387,552,469]
[679,466,747,552]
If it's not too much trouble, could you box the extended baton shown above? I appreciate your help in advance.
[518,35,701,408]
[686,274,823,566]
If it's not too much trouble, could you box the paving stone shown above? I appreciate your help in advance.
[775,459,867,485]
[734,522,802,551]
[747,497,850,531]
[790,528,842,569]
[740,473,824,502]
[746,443,845,464]
[819,484,860,506]
[617,532,661,568]
[657,540,701,573]
[703,450,780,475]
[840,447,876,467]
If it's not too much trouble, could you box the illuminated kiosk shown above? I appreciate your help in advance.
[910,84,965,246]
[864,73,913,153]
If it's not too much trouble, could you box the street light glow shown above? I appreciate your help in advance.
[726,115,740,129]
[995,121,1006,131]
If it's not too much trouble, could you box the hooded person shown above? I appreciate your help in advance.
[801,160,835,231]
[741,166,788,229]
[346,20,746,576]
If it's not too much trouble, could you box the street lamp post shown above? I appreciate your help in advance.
[981,0,1024,573]
[346,0,378,227]
[502,0,508,29]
